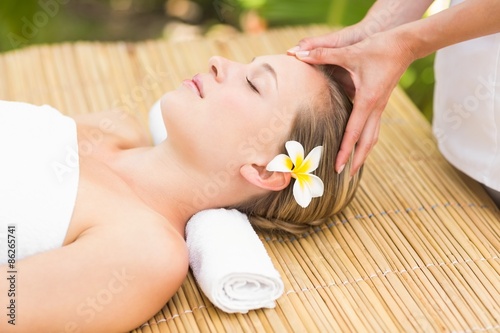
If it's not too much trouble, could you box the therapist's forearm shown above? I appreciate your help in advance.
[362,0,434,31]
[398,0,500,60]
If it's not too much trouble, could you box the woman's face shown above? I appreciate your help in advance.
[161,54,326,172]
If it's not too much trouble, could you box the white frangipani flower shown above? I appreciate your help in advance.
[266,141,324,208]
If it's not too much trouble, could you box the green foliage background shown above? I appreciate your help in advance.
[0,0,434,121]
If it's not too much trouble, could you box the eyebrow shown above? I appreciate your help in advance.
[251,57,278,90]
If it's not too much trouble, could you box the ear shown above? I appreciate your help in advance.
[240,164,291,191]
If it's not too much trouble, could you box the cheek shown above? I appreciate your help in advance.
[209,93,249,116]
[203,97,254,136]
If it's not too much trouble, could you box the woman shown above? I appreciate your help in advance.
[0,54,361,332]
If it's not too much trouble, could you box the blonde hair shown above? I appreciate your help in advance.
[233,65,363,234]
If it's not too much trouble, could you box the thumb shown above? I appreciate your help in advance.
[300,32,342,49]
[288,33,342,55]
[294,46,349,67]
[289,26,363,55]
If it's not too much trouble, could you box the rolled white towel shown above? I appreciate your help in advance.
[185,209,284,313]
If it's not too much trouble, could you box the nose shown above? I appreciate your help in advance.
[208,56,229,83]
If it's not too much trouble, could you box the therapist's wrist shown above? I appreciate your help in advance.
[391,21,432,63]
[385,27,421,69]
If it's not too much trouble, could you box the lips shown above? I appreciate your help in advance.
[182,74,203,98]
[192,74,203,98]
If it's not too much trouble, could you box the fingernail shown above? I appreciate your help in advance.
[287,46,300,54]
[337,164,345,174]
[295,50,310,58]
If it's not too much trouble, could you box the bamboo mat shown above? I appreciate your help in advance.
[1,25,499,333]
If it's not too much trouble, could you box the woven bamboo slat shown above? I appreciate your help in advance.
[0,25,498,332]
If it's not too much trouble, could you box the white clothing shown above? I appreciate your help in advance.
[0,101,80,264]
[433,0,500,191]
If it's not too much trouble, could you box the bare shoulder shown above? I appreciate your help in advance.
[105,214,189,294]
[0,213,189,333]
[118,215,189,279]
[73,109,152,148]
[87,214,190,330]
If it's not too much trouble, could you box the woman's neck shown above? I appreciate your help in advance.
[106,145,241,235]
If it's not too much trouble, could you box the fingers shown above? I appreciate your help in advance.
[335,107,367,174]
[350,115,381,176]
[335,97,384,176]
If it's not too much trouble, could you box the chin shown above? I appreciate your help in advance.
[160,91,174,111]
[160,92,182,120]
[161,88,193,112]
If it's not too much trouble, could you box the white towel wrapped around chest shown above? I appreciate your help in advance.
[185,209,284,313]
[0,101,79,264]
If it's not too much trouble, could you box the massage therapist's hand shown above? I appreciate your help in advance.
[289,29,415,176]
[288,21,378,99]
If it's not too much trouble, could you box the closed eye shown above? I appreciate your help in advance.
[246,77,259,94]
